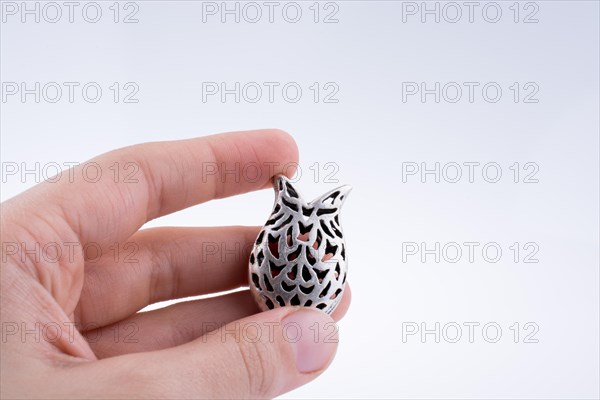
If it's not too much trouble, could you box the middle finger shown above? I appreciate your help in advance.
[75,225,259,329]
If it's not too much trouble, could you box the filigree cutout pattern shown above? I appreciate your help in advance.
[249,175,351,315]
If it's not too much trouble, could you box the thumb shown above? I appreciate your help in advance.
[100,307,339,399]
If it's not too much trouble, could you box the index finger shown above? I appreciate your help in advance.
[3,129,298,247]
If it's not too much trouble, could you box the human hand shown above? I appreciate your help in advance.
[0,129,351,399]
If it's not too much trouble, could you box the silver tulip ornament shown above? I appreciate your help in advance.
[249,175,351,314]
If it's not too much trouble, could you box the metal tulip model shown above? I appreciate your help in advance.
[249,175,351,315]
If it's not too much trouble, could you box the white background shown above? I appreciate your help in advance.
[1,1,599,398]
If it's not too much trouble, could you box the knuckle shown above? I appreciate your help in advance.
[234,335,277,397]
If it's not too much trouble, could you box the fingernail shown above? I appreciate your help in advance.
[282,309,339,374]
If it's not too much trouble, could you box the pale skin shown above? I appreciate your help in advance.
[0,129,351,399]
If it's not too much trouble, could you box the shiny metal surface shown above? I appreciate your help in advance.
[249,175,351,314]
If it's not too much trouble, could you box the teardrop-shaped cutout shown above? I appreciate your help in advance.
[299,221,312,234]
[281,281,297,292]
[297,233,309,241]
[265,213,283,226]
[319,281,332,298]
[282,196,298,212]
[285,182,299,198]
[288,246,302,261]
[320,220,334,238]
[301,266,312,281]
[287,264,297,280]
[317,207,337,216]
[300,284,315,294]
[330,221,343,238]
[297,221,312,241]
[273,215,293,231]
[286,226,293,246]
[255,230,265,245]
[314,268,329,284]
[265,298,275,310]
[268,234,280,258]
[330,288,343,300]
[290,294,300,306]
[275,295,285,307]
[325,239,338,256]
[313,230,322,250]
[322,191,340,205]
[305,246,316,266]
[322,239,338,262]
[263,274,274,291]
[256,250,264,266]
[269,260,285,278]
[251,273,261,290]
